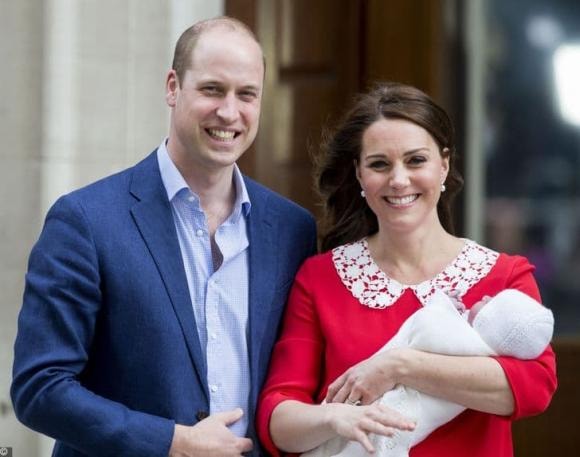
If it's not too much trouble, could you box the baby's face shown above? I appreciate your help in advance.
[468,296,492,324]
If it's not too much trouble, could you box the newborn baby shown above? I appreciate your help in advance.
[303,289,554,457]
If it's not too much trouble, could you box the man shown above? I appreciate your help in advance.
[11,17,316,457]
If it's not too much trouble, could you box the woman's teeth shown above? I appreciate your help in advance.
[385,194,419,205]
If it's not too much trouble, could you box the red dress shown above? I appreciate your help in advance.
[257,239,557,457]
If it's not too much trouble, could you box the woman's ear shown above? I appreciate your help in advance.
[354,159,362,183]
[441,148,450,181]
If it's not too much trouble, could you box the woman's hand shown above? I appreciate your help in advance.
[325,402,415,453]
[326,348,408,405]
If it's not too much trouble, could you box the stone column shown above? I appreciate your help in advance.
[0,1,223,456]
[0,1,44,455]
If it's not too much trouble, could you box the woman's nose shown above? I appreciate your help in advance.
[389,165,410,188]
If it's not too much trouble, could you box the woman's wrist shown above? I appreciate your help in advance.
[385,347,416,386]
[322,401,342,432]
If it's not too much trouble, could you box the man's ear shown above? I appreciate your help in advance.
[165,70,179,107]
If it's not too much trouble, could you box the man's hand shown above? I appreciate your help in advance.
[169,408,253,457]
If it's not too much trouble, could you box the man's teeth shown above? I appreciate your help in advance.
[208,129,235,140]
[386,195,418,205]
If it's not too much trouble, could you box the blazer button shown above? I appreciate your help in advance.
[196,410,209,421]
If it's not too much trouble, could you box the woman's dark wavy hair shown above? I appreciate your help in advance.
[315,81,464,252]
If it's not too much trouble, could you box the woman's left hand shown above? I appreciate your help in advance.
[325,348,409,405]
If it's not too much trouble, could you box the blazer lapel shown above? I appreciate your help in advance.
[129,152,208,401]
[245,181,278,389]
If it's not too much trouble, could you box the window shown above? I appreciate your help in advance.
[473,0,580,335]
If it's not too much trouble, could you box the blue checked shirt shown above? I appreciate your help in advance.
[157,140,251,436]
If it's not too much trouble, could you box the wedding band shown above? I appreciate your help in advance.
[346,398,361,406]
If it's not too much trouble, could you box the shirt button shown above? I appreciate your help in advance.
[210,332,217,340]
[210,384,218,393]
[195,229,204,237]
[188,195,195,202]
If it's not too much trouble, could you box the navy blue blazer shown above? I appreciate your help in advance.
[11,151,317,456]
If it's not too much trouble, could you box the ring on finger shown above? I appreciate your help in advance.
[346,398,362,406]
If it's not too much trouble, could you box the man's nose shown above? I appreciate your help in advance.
[216,93,239,123]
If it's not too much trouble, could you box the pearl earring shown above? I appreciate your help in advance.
[440,183,446,192]
[360,190,366,198]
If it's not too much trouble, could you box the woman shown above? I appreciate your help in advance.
[256,82,557,456]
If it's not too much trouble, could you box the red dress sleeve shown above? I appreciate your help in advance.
[492,256,558,420]
[256,258,325,456]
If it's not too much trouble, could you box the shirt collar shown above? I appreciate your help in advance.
[156,138,251,217]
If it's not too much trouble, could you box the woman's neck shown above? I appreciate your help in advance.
[367,223,463,285]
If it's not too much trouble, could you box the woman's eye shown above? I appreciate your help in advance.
[408,156,427,165]
[369,161,388,169]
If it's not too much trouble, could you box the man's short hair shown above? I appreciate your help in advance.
[172,16,262,85]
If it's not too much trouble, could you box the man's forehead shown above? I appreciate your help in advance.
[190,28,264,80]
[197,25,260,50]
[186,54,264,90]
[189,71,264,94]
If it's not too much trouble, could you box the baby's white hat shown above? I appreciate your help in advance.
[472,289,554,360]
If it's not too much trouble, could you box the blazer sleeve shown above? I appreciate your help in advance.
[492,256,558,420]
[11,195,175,457]
[256,259,325,456]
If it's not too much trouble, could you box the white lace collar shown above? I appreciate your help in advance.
[332,238,499,309]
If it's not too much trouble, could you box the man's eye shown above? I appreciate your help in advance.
[239,91,258,101]
[201,86,220,95]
